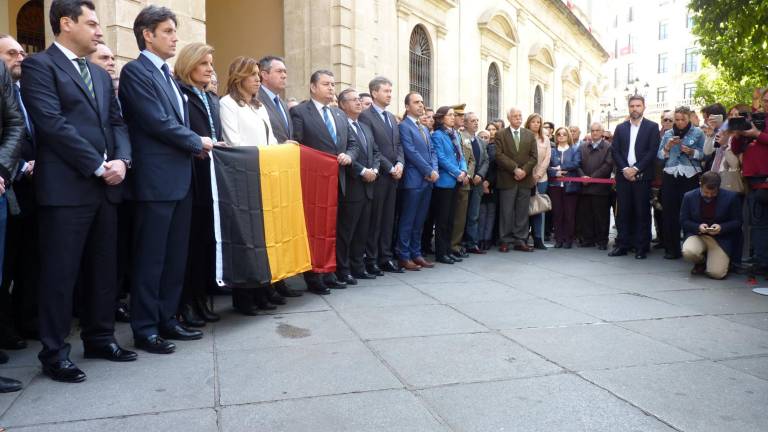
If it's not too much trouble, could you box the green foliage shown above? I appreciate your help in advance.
[688,0,768,82]
[693,64,761,109]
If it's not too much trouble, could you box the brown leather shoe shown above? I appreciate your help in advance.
[498,243,509,253]
[399,259,422,271]
[413,256,434,268]
[513,244,534,252]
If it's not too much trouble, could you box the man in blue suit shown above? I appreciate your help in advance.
[609,95,661,259]
[22,0,133,383]
[397,92,438,271]
[680,172,742,280]
[119,5,213,354]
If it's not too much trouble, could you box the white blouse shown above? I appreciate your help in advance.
[219,94,277,146]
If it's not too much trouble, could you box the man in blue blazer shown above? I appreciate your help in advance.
[22,0,132,383]
[397,92,438,270]
[119,5,213,354]
[680,172,742,279]
[609,96,661,259]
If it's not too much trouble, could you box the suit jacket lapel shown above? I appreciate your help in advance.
[307,102,335,148]
[139,54,183,122]
[49,44,98,113]
[332,108,345,150]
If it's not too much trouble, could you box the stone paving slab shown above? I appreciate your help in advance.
[717,356,768,381]
[217,340,401,405]
[649,287,768,315]
[12,408,218,432]
[512,275,624,298]
[369,333,562,387]
[414,280,533,304]
[619,315,768,359]
[505,323,702,371]
[453,298,600,329]
[555,293,701,322]
[338,304,487,340]
[719,312,768,331]
[582,361,768,432]
[220,390,449,432]
[418,374,677,432]
[322,283,438,310]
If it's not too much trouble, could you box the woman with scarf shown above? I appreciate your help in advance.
[431,106,468,264]
[658,106,705,259]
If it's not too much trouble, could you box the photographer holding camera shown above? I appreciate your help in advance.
[680,172,742,279]
[731,88,768,275]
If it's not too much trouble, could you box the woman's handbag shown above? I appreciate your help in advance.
[529,190,552,216]
[720,170,745,194]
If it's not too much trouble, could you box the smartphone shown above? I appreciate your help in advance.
[711,114,723,124]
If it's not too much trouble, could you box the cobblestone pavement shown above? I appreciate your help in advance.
[2,246,767,431]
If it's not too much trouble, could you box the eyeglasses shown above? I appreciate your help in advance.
[556,132,569,136]
[5,49,26,58]
[590,129,602,132]
[662,119,673,122]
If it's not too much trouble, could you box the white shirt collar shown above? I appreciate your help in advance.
[54,41,79,61]
[140,49,168,72]
[407,115,420,126]
[372,103,387,115]
[311,98,329,112]
[262,85,278,101]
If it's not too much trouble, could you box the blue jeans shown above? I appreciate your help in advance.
[531,181,547,239]
[748,188,768,267]
[464,184,483,247]
[0,195,6,281]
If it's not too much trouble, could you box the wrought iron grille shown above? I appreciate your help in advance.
[534,85,543,116]
[409,26,432,107]
[487,63,500,121]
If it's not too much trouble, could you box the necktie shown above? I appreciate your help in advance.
[75,58,95,99]
[382,111,392,129]
[322,106,337,144]
[274,95,289,131]
[513,129,520,151]
[13,84,32,134]
[353,121,367,152]
[161,63,183,117]
[417,122,429,146]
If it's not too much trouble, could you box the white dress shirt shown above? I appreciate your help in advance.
[627,119,641,168]
[141,49,185,117]
[312,98,337,138]
[220,95,277,146]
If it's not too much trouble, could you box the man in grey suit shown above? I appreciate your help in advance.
[358,76,404,275]
[291,69,359,294]
[257,56,293,143]
[463,112,490,254]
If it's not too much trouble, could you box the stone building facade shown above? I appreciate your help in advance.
[1,0,608,127]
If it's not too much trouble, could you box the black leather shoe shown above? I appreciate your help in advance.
[635,252,647,259]
[84,342,138,362]
[563,242,573,249]
[324,275,347,289]
[366,264,384,276]
[274,280,303,297]
[0,376,22,393]
[338,274,357,286]
[267,292,287,305]
[352,271,376,280]
[380,260,405,273]
[160,324,203,341]
[652,242,666,250]
[608,247,628,257]
[179,303,206,327]
[436,255,455,264]
[533,237,547,250]
[452,249,470,258]
[115,302,131,323]
[195,298,220,323]
[448,253,463,262]
[135,335,176,354]
[664,252,681,260]
[307,280,331,295]
[0,326,27,350]
[42,359,86,383]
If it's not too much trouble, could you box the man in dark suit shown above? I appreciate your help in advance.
[609,95,661,259]
[495,107,537,252]
[336,88,380,285]
[291,69,358,294]
[119,5,212,354]
[22,0,133,383]
[358,76,404,274]
[397,92,438,270]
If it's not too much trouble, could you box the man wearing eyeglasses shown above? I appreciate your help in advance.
[578,123,613,250]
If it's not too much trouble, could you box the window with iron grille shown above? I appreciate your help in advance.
[684,48,698,73]
[564,101,572,127]
[534,85,543,116]
[487,63,500,121]
[409,25,432,107]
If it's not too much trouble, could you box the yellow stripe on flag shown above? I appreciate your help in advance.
[257,144,312,282]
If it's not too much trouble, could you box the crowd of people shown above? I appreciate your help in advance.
[0,0,765,392]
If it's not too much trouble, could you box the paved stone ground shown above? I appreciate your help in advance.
[2,246,767,431]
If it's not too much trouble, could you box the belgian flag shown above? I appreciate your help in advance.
[210,144,338,287]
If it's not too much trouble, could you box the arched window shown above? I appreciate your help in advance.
[409,25,432,107]
[533,85,543,115]
[564,101,572,127]
[16,0,44,54]
[487,63,500,121]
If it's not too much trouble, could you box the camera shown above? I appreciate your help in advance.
[728,112,766,132]
[752,112,766,131]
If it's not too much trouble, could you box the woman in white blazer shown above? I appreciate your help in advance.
[220,56,277,146]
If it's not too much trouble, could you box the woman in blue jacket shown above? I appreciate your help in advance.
[548,127,583,248]
[431,106,468,264]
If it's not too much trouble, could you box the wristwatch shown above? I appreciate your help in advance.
[120,159,132,169]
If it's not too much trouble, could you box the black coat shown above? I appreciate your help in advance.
[178,82,222,205]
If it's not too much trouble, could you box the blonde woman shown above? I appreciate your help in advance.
[525,113,551,249]
[220,57,277,147]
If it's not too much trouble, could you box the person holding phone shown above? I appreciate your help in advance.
[658,106,705,259]
[680,172,742,279]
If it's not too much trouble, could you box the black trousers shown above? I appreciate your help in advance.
[433,186,458,257]
[337,197,372,276]
[578,194,612,246]
[422,189,437,253]
[661,172,700,254]
[130,192,192,339]
[116,201,133,299]
[37,198,117,364]
[615,178,652,252]
[366,177,398,265]
[182,199,215,307]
